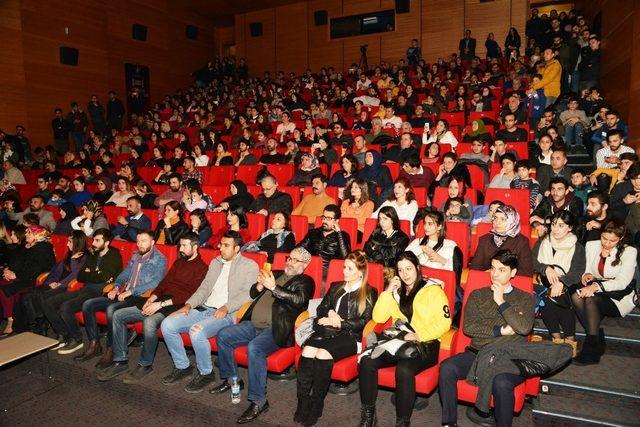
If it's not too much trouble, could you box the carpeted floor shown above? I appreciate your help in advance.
[0,341,534,427]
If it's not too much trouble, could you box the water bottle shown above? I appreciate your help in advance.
[231,377,241,404]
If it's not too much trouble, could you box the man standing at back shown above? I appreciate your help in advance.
[459,30,476,61]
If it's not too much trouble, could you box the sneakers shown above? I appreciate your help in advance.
[184,371,216,393]
[96,361,129,382]
[50,338,67,351]
[465,407,496,427]
[58,339,84,355]
[122,365,153,384]
[161,366,194,386]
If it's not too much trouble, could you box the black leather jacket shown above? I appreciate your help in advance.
[241,271,315,347]
[313,281,378,339]
[363,228,410,267]
[298,228,351,269]
[153,220,190,245]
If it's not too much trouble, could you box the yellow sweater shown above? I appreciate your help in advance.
[532,59,562,98]
[291,193,336,224]
[372,282,451,342]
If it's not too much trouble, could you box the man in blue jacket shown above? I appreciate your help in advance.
[111,196,151,242]
[73,230,166,374]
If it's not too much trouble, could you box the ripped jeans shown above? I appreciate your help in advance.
[160,306,233,375]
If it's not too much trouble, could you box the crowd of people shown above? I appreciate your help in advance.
[0,6,638,427]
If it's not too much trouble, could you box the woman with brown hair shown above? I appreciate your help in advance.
[153,200,189,246]
[340,179,375,239]
[295,250,378,426]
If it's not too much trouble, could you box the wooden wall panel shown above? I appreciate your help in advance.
[465,0,512,58]
[275,2,309,74]
[234,14,247,59]
[422,0,465,62]
[243,9,276,76]
[381,0,421,64]
[308,0,344,72]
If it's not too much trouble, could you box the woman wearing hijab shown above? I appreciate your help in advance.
[287,153,322,186]
[462,119,493,145]
[53,202,80,236]
[71,200,110,237]
[468,204,533,276]
[358,150,393,203]
[214,180,255,212]
[0,225,55,337]
[92,176,113,205]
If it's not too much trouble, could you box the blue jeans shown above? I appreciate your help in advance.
[160,307,233,375]
[217,321,280,404]
[112,306,166,367]
[82,296,135,345]
[71,131,85,152]
[564,122,584,147]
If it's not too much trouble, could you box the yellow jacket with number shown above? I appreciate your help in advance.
[372,280,451,342]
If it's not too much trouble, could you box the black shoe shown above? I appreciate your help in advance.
[161,366,194,385]
[395,417,411,427]
[184,372,216,393]
[209,379,245,394]
[237,401,269,424]
[96,361,129,381]
[573,335,601,365]
[465,407,496,427]
[123,365,153,384]
[597,328,606,356]
[358,405,377,427]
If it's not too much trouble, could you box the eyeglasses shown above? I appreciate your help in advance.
[285,256,305,264]
[321,215,335,220]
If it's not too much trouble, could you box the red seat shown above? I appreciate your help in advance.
[504,142,529,160]
[386,163,400,181]
[280,186,301,207]
[360,218,412,249]
[413,187,428,207]
[236,165,263,185]
[313,217,358,251]
[468,111,497,124]
[103,206,127,225]
[439,112,465,128]
[141,209,159,230]
[273,253,323,298]
[199,247,219,265]
[51,233,70,261]
[266,164,295,185]
[484,188,530,226]
[110,240,136,264]
[155,244,177,271]
[45,205,63,223]
[246,212,267,241]
[467,163,487,190]
[207,165,235,186]
[452,270,535,412]
[202,185,231,204]
[269,214,308,244]
[414,221,471,267]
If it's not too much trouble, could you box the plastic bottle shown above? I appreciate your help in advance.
[231,377,241,404]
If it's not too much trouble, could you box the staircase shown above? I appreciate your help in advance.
[531,310,640,426]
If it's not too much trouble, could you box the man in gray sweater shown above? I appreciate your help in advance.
[6,195,57,231]
[159,230,259,393]
[439,250,535,427]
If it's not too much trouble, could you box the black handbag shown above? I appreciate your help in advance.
[511,359,551,378]
[589,279,637,301]
[538,265,572,308]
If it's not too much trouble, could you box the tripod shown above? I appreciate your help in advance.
[359,46,369,70]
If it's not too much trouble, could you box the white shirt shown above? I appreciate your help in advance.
[353,95,380,107]
[382,115,403,130]
[423,130,459,148]
[204,259,232,308]
[406,238,457,270]
[372,200,419,228]
[356,79,372,90]
[195,154,210,167]
[595,145,635,169]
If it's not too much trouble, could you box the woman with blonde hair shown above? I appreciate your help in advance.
[295,250,378,426]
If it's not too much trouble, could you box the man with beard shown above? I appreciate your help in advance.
[42,229,123,354]
[154,173,184,214]
[42,160,63,183]
[76,231,165,368]
[112,196,152,242]
[211,247,314,424]
[291,175,335,225]
[234,140,258,166]
[581,191,610,243]
[530,177,584,237]
[159,232,258,393]
[297,204,351,279]
[6,195,56,231]
[99,233,209,383]
[259,137,286,165]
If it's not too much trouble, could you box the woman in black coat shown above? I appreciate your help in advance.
[295,250,377,426]
[363,206,410,267]
[216,180,255,212]
[52,202,80,236]
[153,200,189,246]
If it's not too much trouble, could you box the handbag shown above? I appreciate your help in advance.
[360,320,438,362]
[589,279,637,302]
[538,265,572,308]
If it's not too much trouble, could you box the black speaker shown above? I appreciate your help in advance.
[132,24,148,41]
[186,25,198,40]
[314,10,328,26]
[249,22,262,37]
[59,46,79,66]
[395,0,410,13]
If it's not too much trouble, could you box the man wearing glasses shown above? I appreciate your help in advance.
[212,247,315,424]
[298,204,351,280]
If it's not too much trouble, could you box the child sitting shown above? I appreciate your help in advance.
[570,168,594,206]
[510,159,542,211]
[46,189,67,206]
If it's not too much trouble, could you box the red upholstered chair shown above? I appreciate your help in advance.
[413,187,428,207]
[269,214,308,244]
[467,164,487,191]
[266,164,295,185]
[202,185,231,204]
[45,205,63,223]
[236,165,263,185]
[468,111,497,124]
[484,188,530,226]
[141,209,160,230]
[414,220,471,267]
[207,165,235,186]
[50,234,70,261]
[155,244,177,271]
[313,216,358,250]
[439,112,465,128]
[386,163,400,182]
[246,212,267,241]
[360,218,412,250]
[504,142,529,160]
[273,253,323,299]
[451,270,536,412]
[102,206,127,226]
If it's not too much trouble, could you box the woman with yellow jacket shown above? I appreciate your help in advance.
[528,48,562,106]
[357,251,452,427]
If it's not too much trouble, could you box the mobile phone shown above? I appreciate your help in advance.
[263,262,272,274]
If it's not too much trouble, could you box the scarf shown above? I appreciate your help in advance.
[537,234,577,276]
[84,200,103,218]
[27,224,50,247]
[259,229,292,248]
[491,205,521,247]
[467,119,486,137]
[301,153,319,171]
[359,150,383,180]
[126,249,154,292]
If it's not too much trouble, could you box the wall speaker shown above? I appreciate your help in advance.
[249,22,263,37]
[59,46,79,66]
[314,10,328,26]
[186,25,198,40]
[132,24,148,41]
[395,0,410,14]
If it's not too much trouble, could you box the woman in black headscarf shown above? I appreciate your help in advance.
[214,180,255,212]
[53,202,80,236]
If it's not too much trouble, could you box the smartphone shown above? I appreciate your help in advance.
[263,262,272,274]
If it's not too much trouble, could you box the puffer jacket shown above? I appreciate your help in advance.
[153,220,190,245]
[241,271,315,347]
[363,228,410,267]
[298,228,351,269]
[313,281,378,339]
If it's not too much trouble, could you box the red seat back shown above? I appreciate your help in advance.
[273,253,322,298]
[103,206,127,225]
[421,267,456,309]
[467,164,487,190]
[266,164,295,186]
[51,234,69,261]
[484,188,530,226]
[246,213,267,241]
[236,165,263,185]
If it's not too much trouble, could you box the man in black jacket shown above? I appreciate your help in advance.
[249,174,293,215]
[459,29,476,61]
[52,108,70,155]
[297,204,351,279]
[536,148,573,197]
[106,91,125,132]
[530,177,584,236]
[212,247,315,424]
[87,95,106,135]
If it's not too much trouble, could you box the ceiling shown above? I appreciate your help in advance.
[187,0,306,25]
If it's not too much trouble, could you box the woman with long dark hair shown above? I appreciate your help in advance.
[364,206,410,267]
[533,210,585,356]
[571,221,638,365]
[153,200,189,245]
[295,251,377,426]
[189,209,213,247]
[209,205,252,248]
[358,252,451,426]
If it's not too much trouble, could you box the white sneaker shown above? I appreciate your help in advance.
[58,340,84,355]
[50,339,67,351]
